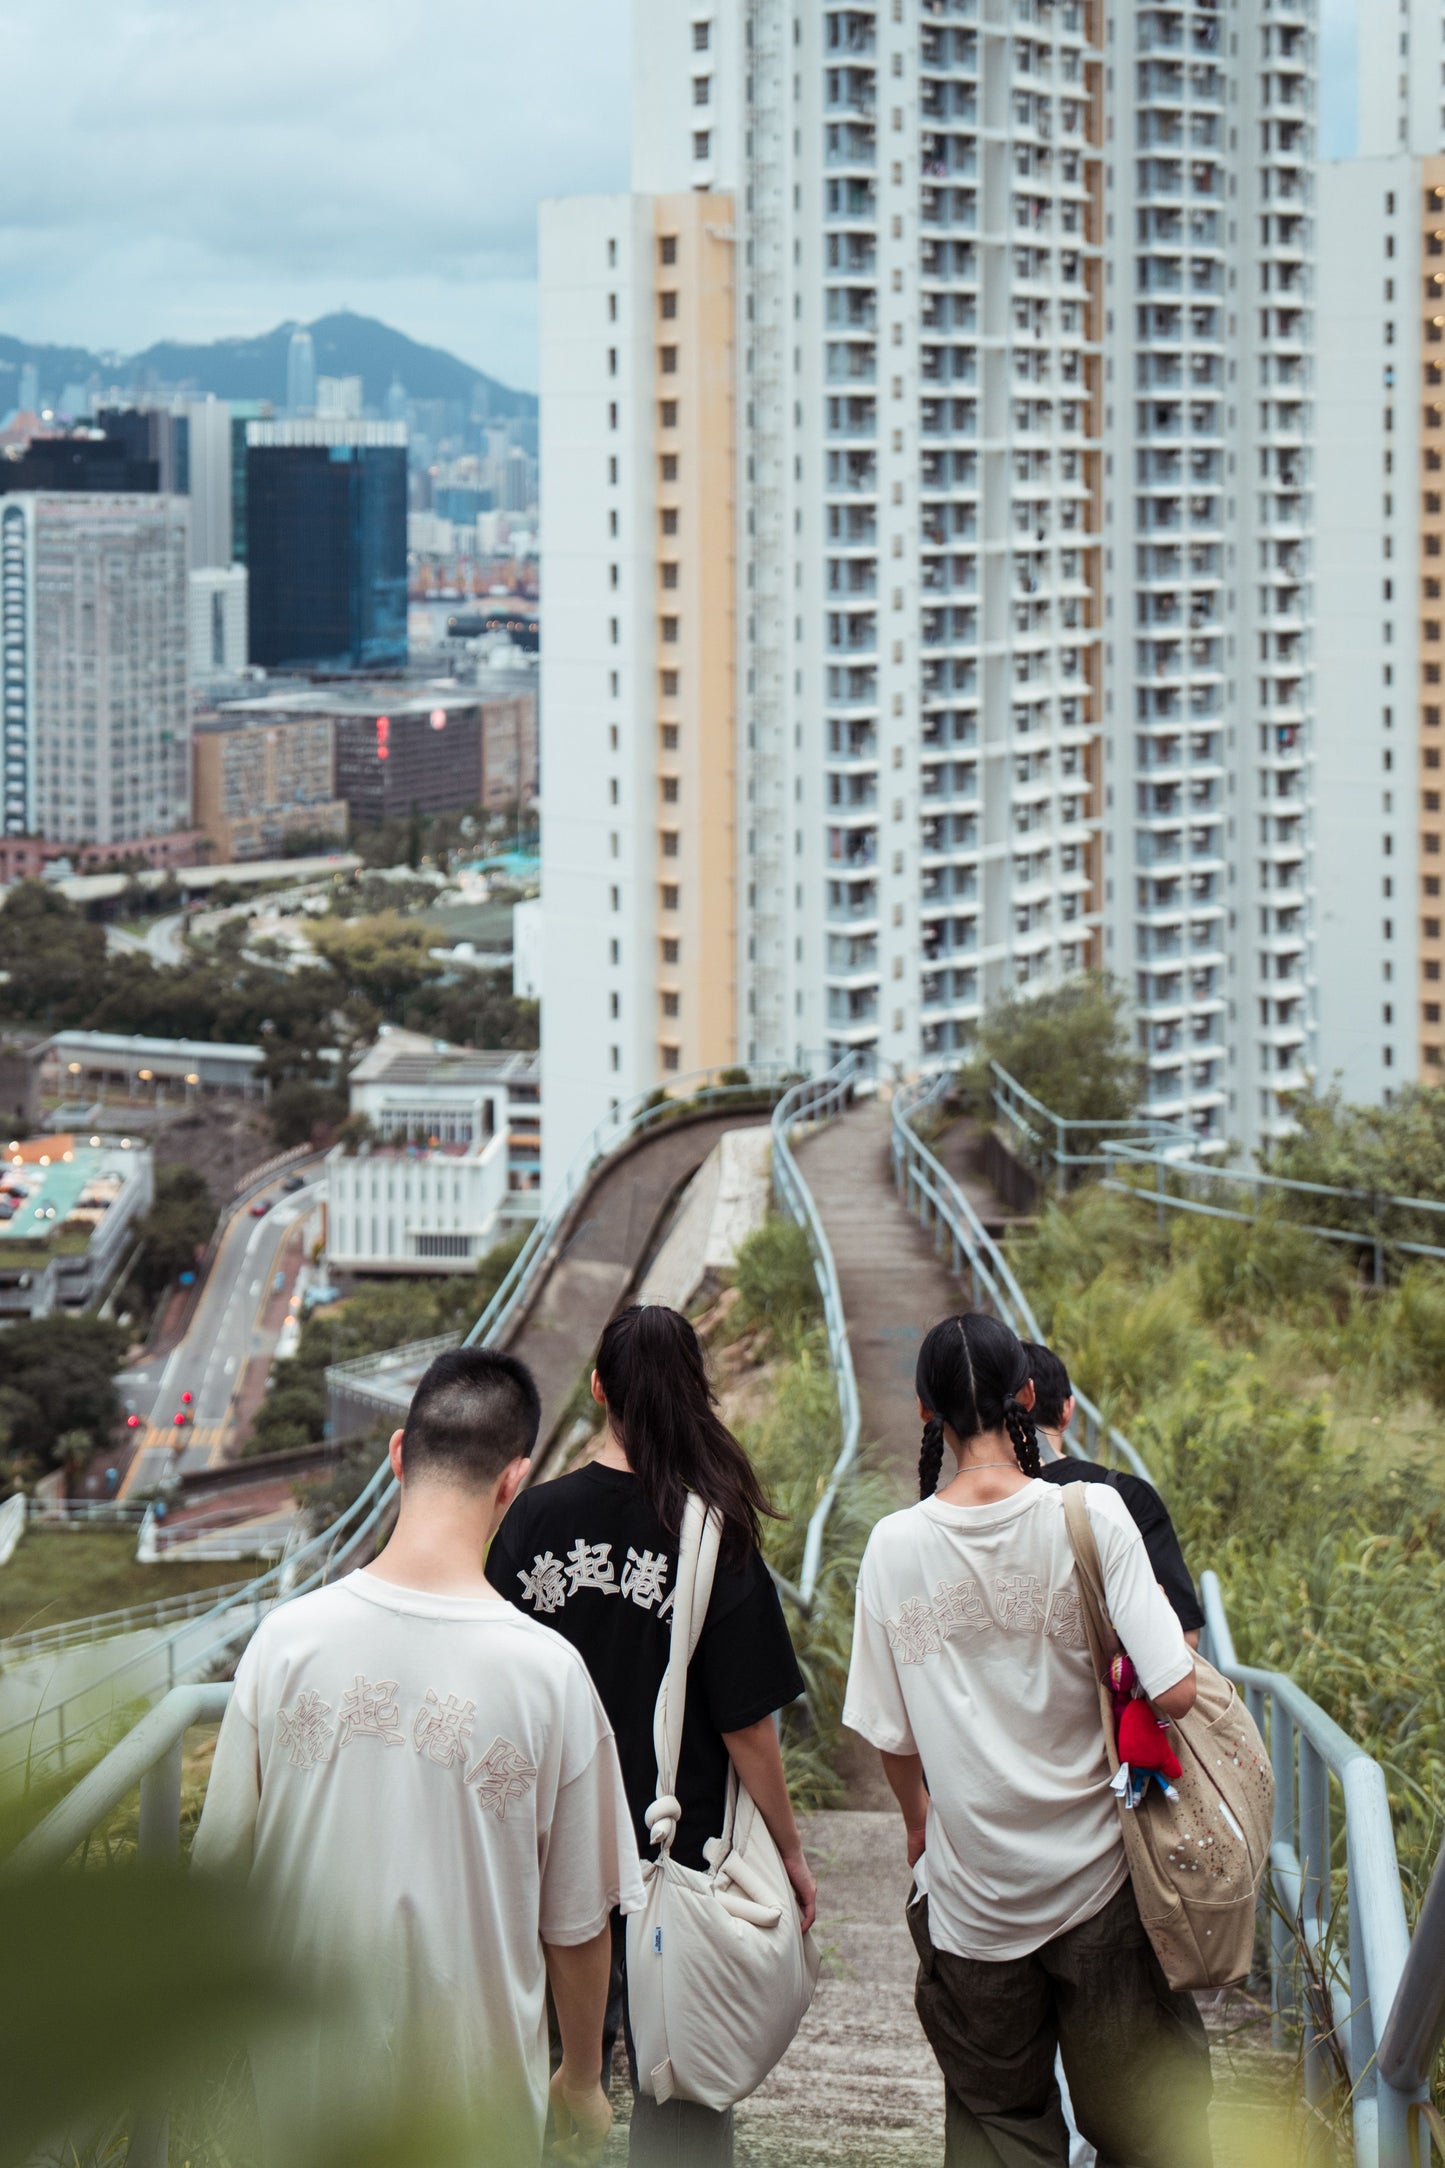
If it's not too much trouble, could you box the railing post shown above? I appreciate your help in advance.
[1299,1740,1330,2107]
[1271,1700,1297,2049]
[137,1734,184,1863]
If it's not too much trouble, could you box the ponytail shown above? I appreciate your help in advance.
[594,1304,777,1567]
[915,1312,1041,1495]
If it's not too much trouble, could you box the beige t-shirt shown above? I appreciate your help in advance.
[843,1479,1192,1962]
[193,1570,644,2159]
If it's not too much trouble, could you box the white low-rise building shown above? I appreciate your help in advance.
[325,1132,510,1275]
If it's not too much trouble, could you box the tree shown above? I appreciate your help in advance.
[969,972,1142,1127]
[266,1078,347,1150]
[1266,1083,1445,1249]
[308,911,442,1011]
[133,1164,218,1303]
[0,1315,126,1477]
[0,883,108,1022]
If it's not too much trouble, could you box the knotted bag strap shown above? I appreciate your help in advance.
[1062,1484,1124,1776]
[645,1492,722,1855]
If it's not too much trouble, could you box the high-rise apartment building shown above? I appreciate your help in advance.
[540,0,1320,1181]
[188,565,249,684]
[1314,7,1445,1095]
[1,494,190,845]
[244,420,407,671]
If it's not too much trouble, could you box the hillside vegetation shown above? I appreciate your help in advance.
[1008,1185,1445,1903]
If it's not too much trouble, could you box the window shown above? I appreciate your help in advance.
[661,615,679,642]
[662,884,680,910]
[661,562,679,589]
[608,402,618,429]
[610,886,620,910]
[608,238,617,267]
[609,991,620,1018]
[692,130,711,159]
[660,400,678,427]
[609,617,620,645]
[693,75,711,105]
[608,293,617,321]
[608,347,618,375]
[662,776,680,802]
[608,456,618,484]
[662,991,680,1018]
[661,670,679,697]
[609,562,619,588]
[609,939,620,965]
[660,235,677,266]
[662,937,680,964]
[608,509,618,537]
[609,778,619,804]
[662,723,679,748]
[661,453,678,481]
[415,1233,472,1260]
[692,19,710,50]
[610,1045,621,1072]
[662,830,680,857]
[662,1046,681,1072]
[660,291,677,320]
[609,669,619,695]
[661,507,679,535]
[660,346,678,374]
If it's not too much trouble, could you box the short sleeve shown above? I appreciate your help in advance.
[696,1551,805,1734]
[1113,1475,1204,1633]
[190,1642,261,1880]
[841,1546,918,1757]
[539,1662,645,1944]
[1085,1486,1193,1701]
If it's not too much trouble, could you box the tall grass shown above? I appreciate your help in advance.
[1009,1191,1445,1910]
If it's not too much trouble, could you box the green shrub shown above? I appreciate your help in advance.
[732,1219,822,1341]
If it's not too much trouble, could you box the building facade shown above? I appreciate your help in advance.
[1313,0,1445,1094]
[192,704,346,861]
[1,493,191,846]
[539,0,1328,1180]
[324,1133,511,1274]
[346,1030,542,1202]
[186,397,234,570]
[244,420,407,671]
[188,565,249,685]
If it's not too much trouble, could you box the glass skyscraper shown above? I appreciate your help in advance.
[244,420,407,672]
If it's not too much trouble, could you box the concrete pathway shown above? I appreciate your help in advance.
[794,1097,974,1499]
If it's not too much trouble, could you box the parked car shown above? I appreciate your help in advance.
[282,1173,305,1193]
[249,1199,271,1217]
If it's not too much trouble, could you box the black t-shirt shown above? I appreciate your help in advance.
[1037,1459,1205,1634]
[486,1463,805,1872]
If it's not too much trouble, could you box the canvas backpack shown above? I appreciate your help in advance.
[1063,1484,1274,1992]
[625,1493,821,2110]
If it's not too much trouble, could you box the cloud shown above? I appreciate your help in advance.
[0,0,632,388]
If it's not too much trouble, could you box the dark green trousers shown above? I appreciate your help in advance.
[908,1879,1213,2168]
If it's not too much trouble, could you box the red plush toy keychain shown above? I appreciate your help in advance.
[1107,1654,1182,1810]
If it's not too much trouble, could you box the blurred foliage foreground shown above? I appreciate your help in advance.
[1011,1185,1445,1910]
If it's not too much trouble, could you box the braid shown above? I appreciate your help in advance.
[919,1415,946,1499]
[1003,1395,1043,1478]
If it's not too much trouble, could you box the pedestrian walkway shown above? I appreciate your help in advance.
[795,1095,985,1496]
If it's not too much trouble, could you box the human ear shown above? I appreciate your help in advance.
[498,1456,531,1514]
[1018,1378,1037,1414]
[590,1371,607,1409]
[917,1397,932,1423]
[388,1429,405,1483]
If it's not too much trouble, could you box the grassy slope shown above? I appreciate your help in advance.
[1005,1184,1445,1906]
[0,1530,242,1642]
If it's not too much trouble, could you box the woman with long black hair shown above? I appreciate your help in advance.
[487,1301,814,2167]
[843,1311,1213,2168]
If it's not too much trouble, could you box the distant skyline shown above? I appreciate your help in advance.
[1,0,630,394]
[2,0,1355,392]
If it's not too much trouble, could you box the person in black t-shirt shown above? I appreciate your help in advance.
[1024,1341,1204,1644]
[487,1302,812,2168]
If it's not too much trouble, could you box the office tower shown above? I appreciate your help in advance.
[501,447,537,513]
[286,328,317,418]
[227,400,269,567]
[0,434,159,496]
[93,406,188,494]
[17,362,38,415]
[244,420,407,671]
[386,376,408,423]
[1314,1,1445,1095]
[317,375,364,421]
[192,698,345,860]
[186,396,233,569]
[188,565,249,685]
[0,494,190,845]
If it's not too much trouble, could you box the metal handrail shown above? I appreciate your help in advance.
[1201,1573,1440,2166]
[1,1064,796,1782]
[990,1059,1184,1183]
[891,1074,1155,1481]
[0,1577,256,1667]
[770,1056,866,1605]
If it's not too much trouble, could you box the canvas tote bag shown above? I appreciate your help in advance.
[1063,1484,1274,1991]
[625,1492,821,2109]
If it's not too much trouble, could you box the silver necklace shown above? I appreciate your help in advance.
[952,1461,1020,1474]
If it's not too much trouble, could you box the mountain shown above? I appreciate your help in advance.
[0,312,534,419]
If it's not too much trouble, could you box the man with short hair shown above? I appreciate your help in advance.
[1026,1340,1203,1645]
[194,1344,642,2165]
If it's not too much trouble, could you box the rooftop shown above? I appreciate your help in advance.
[348,1027,539,1091]
[204,683,492,727]
[0,1136,144,1248]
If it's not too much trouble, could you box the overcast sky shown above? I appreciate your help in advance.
[5,0,1356,394]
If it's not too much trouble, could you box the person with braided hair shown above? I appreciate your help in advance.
[843,1312,1214,2168]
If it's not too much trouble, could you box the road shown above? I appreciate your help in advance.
[104,912,187,965]
[116,1172,323,1492]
